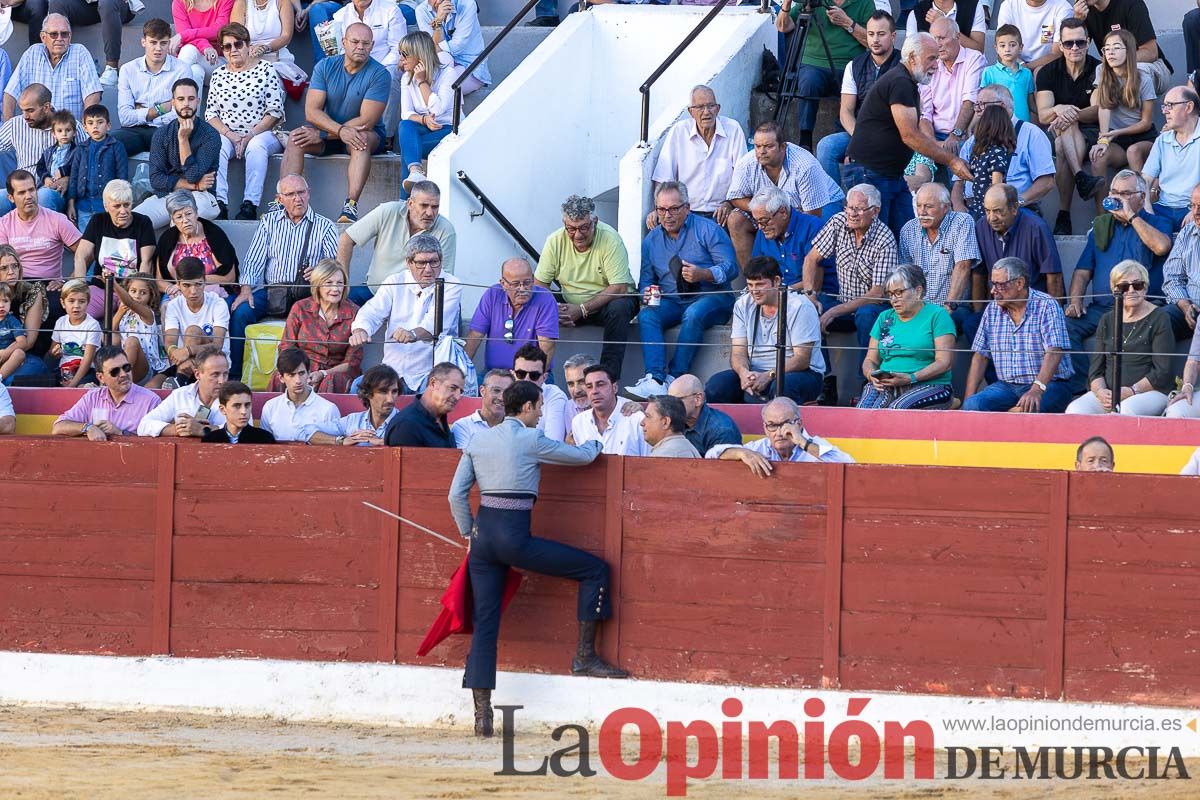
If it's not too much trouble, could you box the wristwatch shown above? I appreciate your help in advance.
[951,127,965,138]
[1032,380,1047,392]
[335,435,346,446]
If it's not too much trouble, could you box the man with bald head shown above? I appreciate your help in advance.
[918,16,985,159]
[280,21,390,224]
[339,180,456,306]
[705,397,853,476]
[4,14,102,121]
[667,374,741,457]
[466,257,559,371]
[648,85,747,227]
[974,183,1062,298]
[0,83,84,214]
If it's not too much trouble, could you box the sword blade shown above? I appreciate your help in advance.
[361,502,467,550]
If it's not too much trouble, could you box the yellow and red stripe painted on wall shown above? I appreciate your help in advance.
[9,388,1197,475]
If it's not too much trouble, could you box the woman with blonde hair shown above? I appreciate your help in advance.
[397,29,459,194]
[1090,29,1157,176]
[1067,260,1172,416]
[269,258,362,393]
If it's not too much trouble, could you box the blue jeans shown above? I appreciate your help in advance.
[398,120,450,169]
[535,0,557,18]
[794,65,838,134]
[823,299,886,352]
[304,1,341,63]
[226,288,269,379]
[951,304,983,345]
[1065,302,1108,395]
[2,352,48,385]
[348,284,374,307]
[816,130,849,186]
[705,367,824,405]
[637,293,734,382]
[962,379,1073,413]
[1153,203,1190,234]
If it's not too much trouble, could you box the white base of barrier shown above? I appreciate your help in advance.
[0,651,1195,755]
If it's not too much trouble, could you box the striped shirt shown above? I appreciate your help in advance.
[972,290,1073,384]
[1163,221,1200,304]
[4,44,102,120]
[726,143,844,212]
[0,117,85,173]
[898,211,979,304]
[241,207,340,288]
[811,214,897,302]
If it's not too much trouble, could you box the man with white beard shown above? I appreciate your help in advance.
[846,31,974,236]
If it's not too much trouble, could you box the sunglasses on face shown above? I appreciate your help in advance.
[513,369,542,381]
[221,40,247,52]
[1115,281,1147,293]
[1060,39,1088,50]
[106,363,133,377]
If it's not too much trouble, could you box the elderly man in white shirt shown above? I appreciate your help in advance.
[568,364,649,456]
[259,348,342,443]
[706,397,853,476]
[647,84,747,228]
[451,368,513,448]
[136,347,228,437]
[349,233,462,393]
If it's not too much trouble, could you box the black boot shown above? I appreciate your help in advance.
[571,620,629,679]
[472,688,494,737]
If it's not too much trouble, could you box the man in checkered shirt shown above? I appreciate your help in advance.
[963,256,1073,413]
[799,183,897,352]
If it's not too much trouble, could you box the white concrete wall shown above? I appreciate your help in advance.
[618,12,774,280]
[427,6,777,310]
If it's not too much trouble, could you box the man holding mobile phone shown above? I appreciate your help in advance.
[136,346,229,437]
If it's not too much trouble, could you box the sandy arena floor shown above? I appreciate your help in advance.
[0,706,1193,799]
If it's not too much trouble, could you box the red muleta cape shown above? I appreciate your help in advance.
[417,554,522,656]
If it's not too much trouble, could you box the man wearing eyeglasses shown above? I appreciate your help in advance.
[51,346,162,440]
[648,85,746,229]
[625,181,737,400]
[1035,18,1103,235]
[1063,169,1171,394]
[705,397,852,476]
[2,14,101,122]
[1142,87,1200,234]
[962,257,1073,413]
[465,257,558,372]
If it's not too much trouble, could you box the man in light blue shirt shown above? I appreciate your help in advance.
[311,364,401,447]
[416,0,490,91]
[705,397,853,475]
[1143,86,1200,233]
[626,181,737,400]
[953,85,1054,211]
[3,15,102,121]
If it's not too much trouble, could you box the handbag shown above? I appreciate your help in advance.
[266,217,315,317]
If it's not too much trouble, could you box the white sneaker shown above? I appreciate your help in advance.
[624,373,667,400]
[402,164,426,194]
[99,66,118,87]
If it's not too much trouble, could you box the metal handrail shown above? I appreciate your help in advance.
[451,0,542,134]
[638,0,734,144]
[455,170,542,262]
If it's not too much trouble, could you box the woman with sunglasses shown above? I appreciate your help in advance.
[205,23,285,220]
[859,263,956,410]
[1067,260,1172,416]
[1090,30,1157,177]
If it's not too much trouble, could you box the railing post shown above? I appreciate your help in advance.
[1111,287,1124,413]
[434,277,445,339]
[452,89,463,135]
[775,286,788,399]
[640,89,651,144]
[103,274,115,345]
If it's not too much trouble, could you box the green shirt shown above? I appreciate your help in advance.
[534,221,633,306]
[870,303,957,384]
[346,201,458,291]
[790,0,872,71]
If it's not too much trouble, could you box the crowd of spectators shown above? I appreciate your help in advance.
[3,0,1200,469]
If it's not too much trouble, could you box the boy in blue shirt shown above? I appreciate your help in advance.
[0,282,28,384]
[982,25,1036,122]
[35,110,78,213]
[66,104,129,233]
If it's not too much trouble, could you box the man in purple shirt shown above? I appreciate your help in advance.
[465,257,559,371]
[51,346,162,440]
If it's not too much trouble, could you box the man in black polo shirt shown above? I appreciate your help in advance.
[1073,0,1171,94]
[846,31,972,236]
[816,10,901,185]
[385,362,465,448]
[1036,18,1103,235]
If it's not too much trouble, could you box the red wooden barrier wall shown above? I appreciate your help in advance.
[1,438,1195,708]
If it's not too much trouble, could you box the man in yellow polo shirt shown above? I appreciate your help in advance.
[534,195,636,378]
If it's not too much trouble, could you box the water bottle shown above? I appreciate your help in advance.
[1102,197,1122,213]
